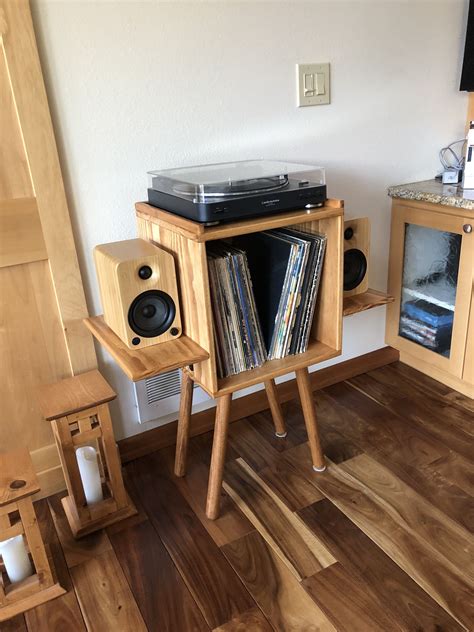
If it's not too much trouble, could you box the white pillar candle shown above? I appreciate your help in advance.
[75,446,103,505]
[0,535,33,583]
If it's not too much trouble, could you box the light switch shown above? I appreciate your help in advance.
[297,63,330,107]
[315,73,325,95]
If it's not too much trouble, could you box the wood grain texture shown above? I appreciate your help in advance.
[354,363,473,436]
[0,48,32,199]
[0,615,28,632]
[215,340,339,397]
[136,200,343,243]
[340,454,474,583]
[175,369,194,477]
[259,457,324,512]
[311,379,473,531]
[223,458,335,581]
[263,379,287,436]
[400,348,474,398]
[299,499,464,632]
[222,531,336,632]
[300,460,474,629]
[48,494,112,569]
[38,370,116,421]
[84,315,209,382]
[303,562,404,632]
[117,347,399,463]
[160,446,253,548]
[94,238,182,349]
[25,500,86,632]
[0,449,40,506]
[206,394,232,520]
[318,381,448,467]
[0,262,72,455]
[142,219,218,394]
[70,550,147,631]
[126,453,254,629]
[213,608,272,632]
[295,367,326,469]
[228,418,281,472]
[343,288,394,316]
[348,369,473,460]
[0,0,95,503]
[0,197,47,268]
[109,520,209,632]
[1,359,471,630]
[0,0,96,375]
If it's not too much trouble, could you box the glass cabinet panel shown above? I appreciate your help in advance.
[399,223,461,357]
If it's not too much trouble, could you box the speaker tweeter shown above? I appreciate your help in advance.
[94,238,182,349]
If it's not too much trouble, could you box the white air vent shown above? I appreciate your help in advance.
[134,369,210,424]
[145,369,181,404]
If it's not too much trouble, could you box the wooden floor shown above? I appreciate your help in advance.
[4,361,473,631]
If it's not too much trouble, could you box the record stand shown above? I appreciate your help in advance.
[134,198,344,519]
[86,193,344,520]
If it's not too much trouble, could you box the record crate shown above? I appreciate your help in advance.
[135,200,344,398]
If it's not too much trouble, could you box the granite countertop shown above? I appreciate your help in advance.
[388,179,474,211]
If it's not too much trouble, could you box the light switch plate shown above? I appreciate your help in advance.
[297,63,330,107]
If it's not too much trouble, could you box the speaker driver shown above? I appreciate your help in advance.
[128,290,176,338]
[344,248,367,291]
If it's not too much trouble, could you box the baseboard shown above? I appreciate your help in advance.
[119,346,399,463]
[30,443,66,499]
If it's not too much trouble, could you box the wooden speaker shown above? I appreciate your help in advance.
[94,238,182,349]
[343,218,370,297]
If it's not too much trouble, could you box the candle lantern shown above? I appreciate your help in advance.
[38,370,136,538]
[0,449,65,622]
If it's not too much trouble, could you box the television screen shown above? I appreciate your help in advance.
[460,0,474,91]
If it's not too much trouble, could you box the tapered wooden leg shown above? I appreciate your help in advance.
[264,379,287,437]
[295,367,326,472]
[174,370,194,477]
[206,393,232,520]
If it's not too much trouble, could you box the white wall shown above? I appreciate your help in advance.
[31,0,469,440]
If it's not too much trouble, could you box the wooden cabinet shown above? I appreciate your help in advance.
[386,198,473,398]
[135,201,344,398]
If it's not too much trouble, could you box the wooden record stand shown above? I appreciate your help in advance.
[86,200,344,519]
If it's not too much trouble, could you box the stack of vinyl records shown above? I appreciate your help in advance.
[399,298,454,353]
[207,242,267,378]
[207,228,327,378]
[235,228,326,360]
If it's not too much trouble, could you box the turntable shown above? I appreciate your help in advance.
[147,160,326,224]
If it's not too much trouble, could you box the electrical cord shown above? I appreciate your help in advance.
[439,139,466,171]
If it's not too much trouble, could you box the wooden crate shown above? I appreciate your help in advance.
[135,200,344,398]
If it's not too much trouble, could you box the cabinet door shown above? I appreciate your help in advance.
[386,203,473,378]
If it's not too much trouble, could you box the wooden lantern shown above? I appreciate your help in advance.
[38,370,137,538]
[0,449,65,621]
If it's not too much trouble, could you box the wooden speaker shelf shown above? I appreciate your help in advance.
[84,316,209,381]
[343,289,394,317]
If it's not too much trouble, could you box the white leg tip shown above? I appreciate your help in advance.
[312,464,327,473]
[275,431,288,438]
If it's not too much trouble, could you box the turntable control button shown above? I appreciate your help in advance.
[299,180,309,187]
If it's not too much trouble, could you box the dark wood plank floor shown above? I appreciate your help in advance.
[5,361,473,631]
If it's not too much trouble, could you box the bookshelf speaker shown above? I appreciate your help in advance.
[94,238,182,349]
[343,217,370,296]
